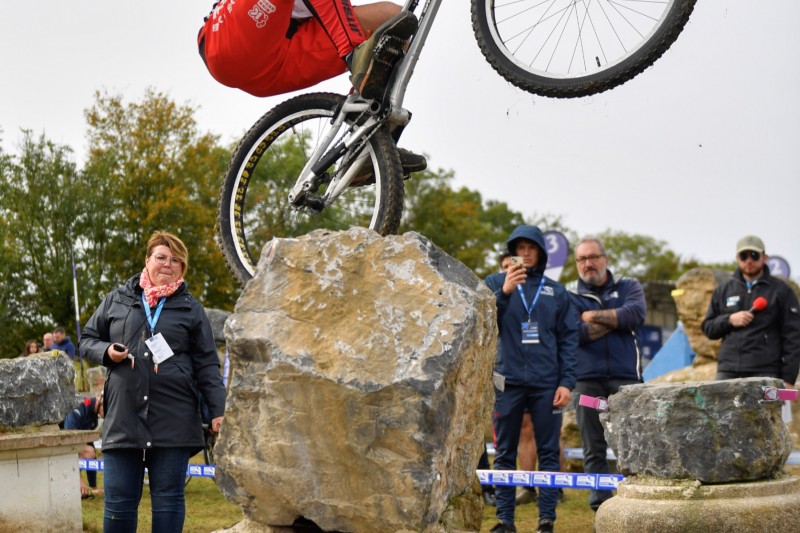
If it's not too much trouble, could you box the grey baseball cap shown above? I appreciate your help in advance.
[736,235,765,254]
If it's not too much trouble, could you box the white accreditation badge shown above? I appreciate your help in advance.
[145,332,174,365]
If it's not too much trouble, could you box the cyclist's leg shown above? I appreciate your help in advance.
[301,1,364,56]
[303,1,403,51]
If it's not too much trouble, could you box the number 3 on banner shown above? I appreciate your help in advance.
[546,233,559,255]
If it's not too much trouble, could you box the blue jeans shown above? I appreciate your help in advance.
[103,447,192,533]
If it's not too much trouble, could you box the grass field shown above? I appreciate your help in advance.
[80,465,597,532]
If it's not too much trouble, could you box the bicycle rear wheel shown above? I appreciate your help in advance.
[471,0,696,98]
[218,92,405,287]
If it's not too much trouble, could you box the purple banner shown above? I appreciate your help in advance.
[543,230,569,281]
[766,255,791,279]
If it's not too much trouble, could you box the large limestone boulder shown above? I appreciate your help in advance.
[0,352,79,430]
[216,228,496,533]
[602,378,792,483]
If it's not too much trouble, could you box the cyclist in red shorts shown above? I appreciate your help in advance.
[198,0,426,172]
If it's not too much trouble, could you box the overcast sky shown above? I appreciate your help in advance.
[2,1,798,280]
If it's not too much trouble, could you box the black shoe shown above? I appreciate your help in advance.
[482,491,496,506]
[348,11,418,99]
[489,522,517,533]
[536,518,555,533]
[349,148,426,186]
[397,148,427,174]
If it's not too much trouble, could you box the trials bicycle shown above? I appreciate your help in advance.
[217,0,696,286]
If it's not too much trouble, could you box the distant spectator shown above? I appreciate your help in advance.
[61,392,104,498]
[568,237,646,512]
[80,230,226,532]
[702,235,800,388]
[52,326,76,359]
[43,331,54,351]
[484,225,578,533]
[21,339,41,357]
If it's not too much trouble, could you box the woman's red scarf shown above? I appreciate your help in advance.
[139,268,185,307]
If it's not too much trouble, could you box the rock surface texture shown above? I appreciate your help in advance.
[602,378,792,483]
[672,268,728,365]
[0,352,79,429]
[215,228,497,533]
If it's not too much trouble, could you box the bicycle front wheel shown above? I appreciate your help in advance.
[218,92,404,287]
[471,0,696,98]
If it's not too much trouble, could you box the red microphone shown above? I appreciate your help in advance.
[749,297,767,314]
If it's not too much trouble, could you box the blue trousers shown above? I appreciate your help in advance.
[574,379,638,510]
[493,385,562,525]
[103,447,192,533]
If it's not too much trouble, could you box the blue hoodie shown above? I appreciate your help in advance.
[484,225,578,390]
[568,271,646,381]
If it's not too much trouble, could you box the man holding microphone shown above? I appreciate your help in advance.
[702,235,800,388]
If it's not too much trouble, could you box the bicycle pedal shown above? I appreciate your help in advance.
[375,37,405,60]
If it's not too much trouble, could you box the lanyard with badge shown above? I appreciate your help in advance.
[142,293,174,373]
[518,277,546,344]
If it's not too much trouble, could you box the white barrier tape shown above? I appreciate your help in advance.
[477,469,623,491]
[79,459,216,478]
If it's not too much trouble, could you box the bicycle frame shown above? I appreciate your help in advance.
[287,0,442,208]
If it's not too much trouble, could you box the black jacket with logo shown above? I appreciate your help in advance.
[80,274,226,451]
[702,266,800,384]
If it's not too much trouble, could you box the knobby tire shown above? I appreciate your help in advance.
[471,0,697,98]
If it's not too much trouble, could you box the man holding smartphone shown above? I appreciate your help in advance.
[484,225,578,533]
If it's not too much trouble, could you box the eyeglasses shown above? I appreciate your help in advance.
[738,250,761,262]
[151,253,184,267]
[576,254,605,264]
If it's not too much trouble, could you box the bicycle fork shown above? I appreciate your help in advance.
[287,96,383,210]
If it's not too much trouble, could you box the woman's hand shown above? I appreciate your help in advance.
[107,343,129,363]
[210,416,223,433]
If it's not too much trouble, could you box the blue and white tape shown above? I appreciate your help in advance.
[79,459,217,478]
[477,469,623,491]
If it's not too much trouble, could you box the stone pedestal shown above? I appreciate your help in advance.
[596,476,800,532]
[0,429,101,532]
[594,378,800,532]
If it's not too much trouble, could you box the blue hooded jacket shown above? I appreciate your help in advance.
[484,225,578,390]
[568,271,646,381]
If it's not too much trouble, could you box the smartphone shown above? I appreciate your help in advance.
[510,256,523,267]
[112,343,126,352]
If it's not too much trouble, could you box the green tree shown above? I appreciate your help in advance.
[80,89,237,310]
[399,168,524,278]
[560,230,727,284]
[0,90,237,357]
[0,132,88,356]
